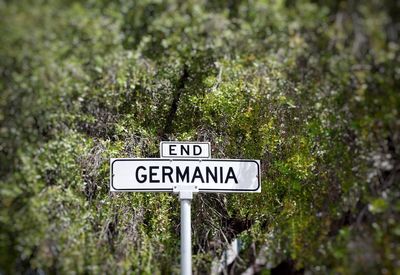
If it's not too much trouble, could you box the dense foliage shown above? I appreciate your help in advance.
[1,0,399,274]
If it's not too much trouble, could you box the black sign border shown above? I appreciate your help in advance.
[110,158,260,192]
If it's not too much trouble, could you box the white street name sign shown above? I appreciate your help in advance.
[110,141,261,275]
[160,141,211,159]
[110,158,260,193]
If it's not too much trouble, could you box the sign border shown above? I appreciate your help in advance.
[110,158,260,192]
[159,141,211,159]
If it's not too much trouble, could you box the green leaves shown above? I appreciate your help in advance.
[1,0,399,274]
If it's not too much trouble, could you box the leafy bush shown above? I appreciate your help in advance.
[1,0,399,274]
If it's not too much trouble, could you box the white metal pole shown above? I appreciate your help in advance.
[180,198,192,275]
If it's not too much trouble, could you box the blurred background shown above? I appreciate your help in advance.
[0,0,399,274]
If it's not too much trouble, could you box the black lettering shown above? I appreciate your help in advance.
[136,166,147,183]
[206,167,218,183]
[162,166,173,183]
[149,166,160,183]
[177,166,189,182]
[220,167,223,183]
[181,145,190,156]
[225,167,238,183]
[194,145,202,155]
[169,145,177,155]
[191,166,204,183]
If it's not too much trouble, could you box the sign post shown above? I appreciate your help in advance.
[110,142,260,275]
[180,194,192,275]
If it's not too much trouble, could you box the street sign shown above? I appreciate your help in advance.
[110,142,261,275]
[160,141,211,158]
[110,158,260,192]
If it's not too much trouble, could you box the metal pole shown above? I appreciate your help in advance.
[180,198,192,275]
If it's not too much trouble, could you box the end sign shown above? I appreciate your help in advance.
[160,141,211,158]
[110,141,261,192]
